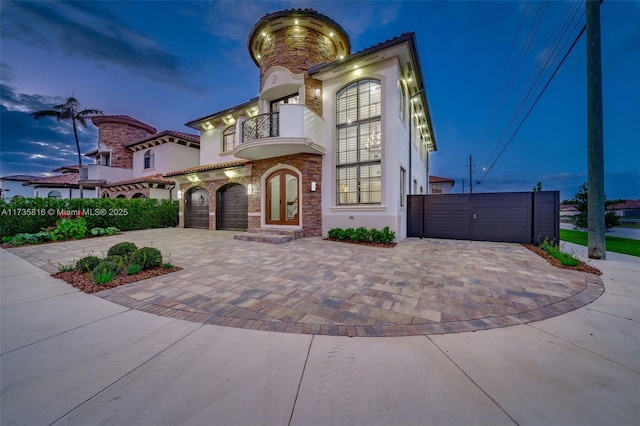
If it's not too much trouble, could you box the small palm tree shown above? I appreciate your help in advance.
[32,97,103,198]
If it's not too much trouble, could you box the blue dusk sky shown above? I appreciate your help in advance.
[1,0,638,201]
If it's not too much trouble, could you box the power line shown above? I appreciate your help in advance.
[476,23,587,185]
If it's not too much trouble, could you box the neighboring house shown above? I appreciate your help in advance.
[83,115,200,199]
[0,175,40,199]
[25,165,98,199]
[172,9,437,240]
[608,200,640,218]
[429,176,455,194]
[560,204,580,218]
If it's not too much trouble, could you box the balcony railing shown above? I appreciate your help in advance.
[242,112,279,143]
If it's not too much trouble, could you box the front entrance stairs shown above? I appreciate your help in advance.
[233,228,303,244]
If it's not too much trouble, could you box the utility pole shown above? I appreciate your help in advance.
[586,0,606,259]
[462,179,465,194]
[468,155,473,194]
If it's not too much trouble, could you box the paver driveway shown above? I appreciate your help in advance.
[8,228,603,336]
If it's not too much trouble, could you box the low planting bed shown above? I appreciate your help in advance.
[325,226,397,248]
[52,241,181,293]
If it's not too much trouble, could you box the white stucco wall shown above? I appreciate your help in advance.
[33,187,97,199]
[134,143,199,177]
[0,179,34,199]
[319,57,429,240]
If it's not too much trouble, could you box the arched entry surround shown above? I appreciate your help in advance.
[261,164,301,228]
[185,187,210,229]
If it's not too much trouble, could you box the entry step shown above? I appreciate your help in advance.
[233,233,293,244]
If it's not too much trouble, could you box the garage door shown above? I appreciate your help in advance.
[186,188,209,229]
[217,184,248,231]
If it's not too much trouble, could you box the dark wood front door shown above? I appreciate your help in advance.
[186,188,209,229]
[266,170,299,226]
[217,184,248,230]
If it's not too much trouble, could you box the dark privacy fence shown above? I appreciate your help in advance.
[407,191,560,244]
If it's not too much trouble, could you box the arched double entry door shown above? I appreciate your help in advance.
[266,169,299,226]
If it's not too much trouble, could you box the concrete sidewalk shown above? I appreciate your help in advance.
[1,246,638,425]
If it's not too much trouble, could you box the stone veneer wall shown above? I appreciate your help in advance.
[95,122,154,169]
[258,26,336,116]
[249,153,323,237]
[178,153,322,236]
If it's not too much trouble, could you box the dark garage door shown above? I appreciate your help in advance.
[186,188,209,229]
[407,191,559,244]
[217,183,248,231]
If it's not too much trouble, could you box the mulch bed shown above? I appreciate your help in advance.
[523,244,602,275]
[324,238,397,248]
[52,266,183,294]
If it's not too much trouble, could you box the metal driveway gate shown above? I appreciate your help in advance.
[407,191,559,244]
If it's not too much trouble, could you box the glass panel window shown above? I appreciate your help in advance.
[223,126,236,152]
[400,167,406,206]
[336,79,382,205]
[144,150,154,169]
[270,94,299,113]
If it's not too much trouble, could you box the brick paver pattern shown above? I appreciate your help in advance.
[9,228,603,337]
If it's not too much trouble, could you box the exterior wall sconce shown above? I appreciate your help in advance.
[311,182,316,192]
[314,88,321,98]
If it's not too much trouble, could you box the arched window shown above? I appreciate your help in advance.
[144,150,155,169]
[47,190,62,199]
[223,126,236,152]
[336,79,382,205]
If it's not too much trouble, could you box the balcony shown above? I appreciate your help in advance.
[85,164,132,183]
[235,104,325,160]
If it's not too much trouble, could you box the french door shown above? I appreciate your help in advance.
[266,170,299,225]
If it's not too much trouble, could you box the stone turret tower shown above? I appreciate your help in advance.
[90,115,156,169]
[247,9,351,116]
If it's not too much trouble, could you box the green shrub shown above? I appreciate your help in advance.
[51,215,87,240]
[540,239,581,267]
[92,261,120,284]
[58,262,75,272]
[75,255,101,272]
[127,263,142,275]
[107,242,137,258]
[327,226,396,244]
[90,227,120,236]
[0,198,178,238]
[104,255,127,272]
[130,247,163,270]
[162,262,174,269]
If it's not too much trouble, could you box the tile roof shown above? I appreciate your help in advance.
[124,130,200,148]
[185,97,259,128]
[609,200,640,210]
[91,115,157,134]
[102,174,175,188]
[52,165,87,173]
[26,173,79,186]
[165,160,252,177]
[1,175,40,181]
[308,32,415,75]
[429,175,455,184]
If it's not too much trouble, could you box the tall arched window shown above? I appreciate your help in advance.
[223,126,236,152]
[336,79,382,205]
[144,150,155,169]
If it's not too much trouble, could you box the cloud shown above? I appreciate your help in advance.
[2,0,195,90]
[1,83,98,177]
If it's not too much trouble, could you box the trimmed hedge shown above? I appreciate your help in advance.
[0,198,178,238]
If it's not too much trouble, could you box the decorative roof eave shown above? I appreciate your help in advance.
[125,130,200,150]
[309,32,437,152]
[101,175,175,188]
[185,98,259,131]
[164,160,252,177]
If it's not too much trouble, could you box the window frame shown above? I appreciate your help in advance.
[143,149,155,169]
[335,79,382,206]
[222,125,236,152]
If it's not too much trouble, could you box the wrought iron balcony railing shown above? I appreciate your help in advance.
[242,112,279,143]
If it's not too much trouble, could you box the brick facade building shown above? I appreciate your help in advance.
[174,8,437,240]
